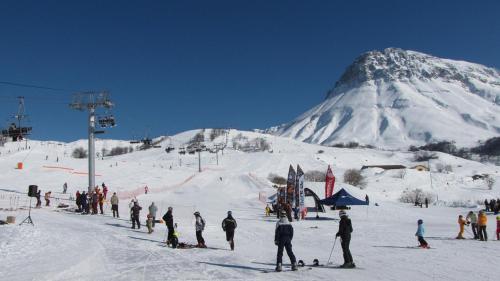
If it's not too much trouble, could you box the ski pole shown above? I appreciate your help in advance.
[326,236,338,265]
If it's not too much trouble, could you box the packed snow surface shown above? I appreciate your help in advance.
[1,129,499,281]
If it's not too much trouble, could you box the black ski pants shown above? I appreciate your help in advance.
[479,225,488,241]
[418,236,428,247]
[341,237,353,264]
[471,223,478,239]
[167,225,174,243]
[276,238,296,265]
[132,215,141,229]
[196,230,205,245]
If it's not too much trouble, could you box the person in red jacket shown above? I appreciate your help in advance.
[496,216,500,240]
[102,183,108,199]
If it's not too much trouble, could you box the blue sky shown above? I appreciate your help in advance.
[0,0,498,141]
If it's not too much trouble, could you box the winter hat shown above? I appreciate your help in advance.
[418,219,423,224]
[280,210,287,217]
[227,211,232,216]
[194,211,200,216]
[339,210,347,218]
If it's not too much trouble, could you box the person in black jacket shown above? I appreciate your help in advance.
[162,207,174,245]
[131,202,142,229]
[222,211,237,251]
[336,210,355,268]
[274,210,297,272]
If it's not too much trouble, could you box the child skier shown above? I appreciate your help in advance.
[456,215,466,239]
[146,213,154,234]
[415,219,429,248]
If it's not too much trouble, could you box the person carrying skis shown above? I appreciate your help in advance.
[478,210,488,241]
[110,192,119,218]
[456,215,466,239]
[148,202,158,228]
[131,201,142,229]
[162,207,174,245]
[222,211,237,251]
[274,210,297,272]
[466,211,478,239]
[194,211,206,248]
[415,219,429,248]
[496,216,500,240]
[336,210,355,268]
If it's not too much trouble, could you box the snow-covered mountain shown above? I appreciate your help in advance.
[270,48,500,148]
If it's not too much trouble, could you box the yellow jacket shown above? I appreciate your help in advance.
[478,213,487,226]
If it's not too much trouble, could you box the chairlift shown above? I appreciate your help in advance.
[98,115,116,128]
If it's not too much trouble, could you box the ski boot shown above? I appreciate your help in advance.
[275,263,282,272]
[291,262,298,271]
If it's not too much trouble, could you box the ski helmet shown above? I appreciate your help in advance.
[418,219,423,224]
[194,211,200,216]
[280,210,287,217]
[339,210,347,217]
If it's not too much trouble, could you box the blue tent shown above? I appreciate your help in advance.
[318,188,368,206]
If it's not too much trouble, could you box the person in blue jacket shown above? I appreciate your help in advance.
[415,219,429,248]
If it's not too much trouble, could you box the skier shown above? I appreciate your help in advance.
[194,211,206,248]
[110,192,119,218]
[102,183,108,199]
[63,182,68,194]
[35,190,42,208]
[466,211,478,239]
[148,202,158,228]
[485,199,490,212]
[44,191,51,206]
[425,197,429,208]
[456,215,466,239]
[162,207,174,245]
[265,204,271,217]
[222,211,237,250]
[365,194,369,205]
[336,210,355,268]
[496,216,500,240]
[415,219,429,248]
[144,185,149,194]
[128,199,136,221]
[478,210,488,241]
[274,210,297,272]
[131,201,142,229]
[98,192,104,214]
[146,213,154,234]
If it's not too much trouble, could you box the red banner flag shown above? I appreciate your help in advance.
[325,165,335,198]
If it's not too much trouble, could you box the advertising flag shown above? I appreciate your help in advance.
[325,165,335,198]
[296,165,305,216]
[286,165,296,206]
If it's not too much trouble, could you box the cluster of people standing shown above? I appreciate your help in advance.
[457,210,500,241]
[484,198,500,214]
[75,183,110,215]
